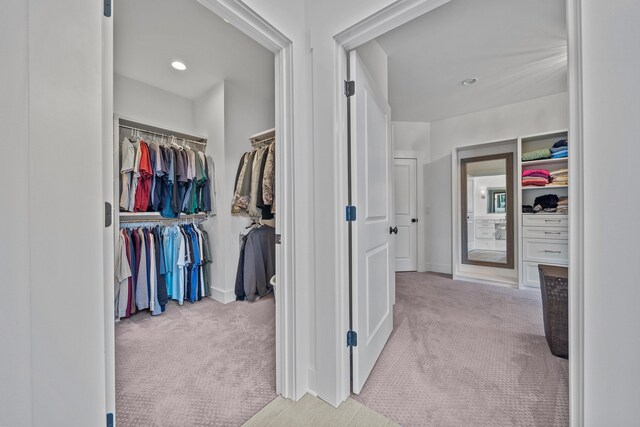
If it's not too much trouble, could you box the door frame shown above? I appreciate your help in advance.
[102,0,300,419]
[333,0,585,422]
[394,151,427,273]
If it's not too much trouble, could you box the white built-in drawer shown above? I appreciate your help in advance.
[476,228,495,239]
[522,215,568,227]
[476,220,495,227]
[523,227,568,240]
[522,261,542,288]
[523,239,569,264]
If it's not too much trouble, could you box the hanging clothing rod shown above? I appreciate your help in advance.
[251,137,275,148]
[119,212,208,224]
[120,124,207,147]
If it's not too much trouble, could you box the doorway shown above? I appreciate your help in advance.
[340,0,573,424]
[393,158,418,272]
[103,0,297,424]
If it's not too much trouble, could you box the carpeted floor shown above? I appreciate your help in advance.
[352,272,569,427]
[115,295,276,427]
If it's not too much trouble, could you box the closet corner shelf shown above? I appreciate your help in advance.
[521,157,568,166]
[522,185,569,190]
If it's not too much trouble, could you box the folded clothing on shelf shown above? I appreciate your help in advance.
[522,168,550,186]
[551,149,568,159]
[534,194,559,210]
[522,169,550,178]
[553,139,568,148]
[522,177,549,186]
[549,168,568,185]
[522,148,552,162]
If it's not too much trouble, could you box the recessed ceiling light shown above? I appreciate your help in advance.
[461,77,478,86]
[171,61,187,71]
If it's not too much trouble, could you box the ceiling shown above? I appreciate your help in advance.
[375,0,567,122]
[114,0,274,101]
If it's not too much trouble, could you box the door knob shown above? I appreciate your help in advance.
[411,218,418,223]
[390,226,398,235]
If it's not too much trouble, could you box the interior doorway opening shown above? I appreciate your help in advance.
[342,0,571,425]
[103,0,297,424]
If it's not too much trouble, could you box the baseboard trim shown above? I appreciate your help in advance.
[209,287,236,304]
[430,263,451,274]
[454,273,518,289]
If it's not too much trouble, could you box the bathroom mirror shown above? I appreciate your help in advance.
[460,153,514,269]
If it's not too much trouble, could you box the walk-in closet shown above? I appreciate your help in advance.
[112,1,278,425]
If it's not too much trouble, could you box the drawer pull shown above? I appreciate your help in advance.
[544,250,562,254]
[545,232,562,235]
[545,219,562,223]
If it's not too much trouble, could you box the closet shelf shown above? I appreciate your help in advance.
[119,212,209,222]
[522,185,568,190]
[521,157,568,166]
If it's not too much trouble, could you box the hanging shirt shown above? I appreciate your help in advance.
[135,229,149,310]
[201,155,215,214]
[262,143,275,208]
[153,226,168,310]
[248,147,268,218]
[115,232,132,319]
[128,140,142,212]
[163,226,175,298]
[149,232,162,316]
[134,141,153,212]
[119,138,136,211]
[175,227,186,304]
[199,226,212,297]
[243,225,276,301]
[122,230,134,317]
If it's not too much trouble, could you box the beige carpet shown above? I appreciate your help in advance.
[115,296,275,426]
[352,272,568,427]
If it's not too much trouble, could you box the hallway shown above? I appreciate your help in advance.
[353,272,568,426]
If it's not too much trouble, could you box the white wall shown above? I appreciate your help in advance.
[355,40,388,103]
[393,121,430,153]
[114,74,197,135]
[194,83,227,301]
[428,92,568,273]
[581,1,640,424]
[221,79,275,299]
[0,1,31,425]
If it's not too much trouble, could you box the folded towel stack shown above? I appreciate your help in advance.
[557,196,568,214]
[549,168,568,186]
[522,169,550,187]
[550,139,568,159]
[522,148,551,162]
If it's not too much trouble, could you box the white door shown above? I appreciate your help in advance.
[394,158,417,272]
[349,50,394,394]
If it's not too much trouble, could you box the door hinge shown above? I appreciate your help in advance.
[345,80,355,97]
[105,202,112,228]
[104,0,112,17]
[347,330,358,347]
[345,205,357,222]
[106,413,114,427]
[275,233,282,245]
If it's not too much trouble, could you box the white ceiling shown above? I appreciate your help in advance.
[375,0,567,122]
[114,0,274,101]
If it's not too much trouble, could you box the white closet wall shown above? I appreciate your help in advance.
[114,74,197,135]
[428,92,569,274]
